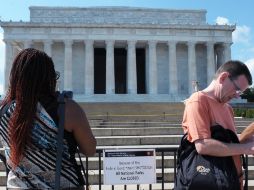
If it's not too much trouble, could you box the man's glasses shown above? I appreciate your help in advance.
[229,77,244,96]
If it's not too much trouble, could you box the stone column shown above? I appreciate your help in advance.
[106,40,115,94]
[188,41,197,94]
[3,40,13,93]
[223,42,232,63]
[206,42,215,84]
[168,41,177,94]
[64,40,73,91]
[44,40,53,57]
[216,45,224,69]
[23,40,32,49]
[13,43,21,59]
[127,40,137,94]
[84,40,94,94]
[148,41,157,94]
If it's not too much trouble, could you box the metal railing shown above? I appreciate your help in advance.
[0,146,249,189]
[84,146,178,190]
[84,147,249,190]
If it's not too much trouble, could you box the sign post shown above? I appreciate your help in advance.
[103,149,156,185]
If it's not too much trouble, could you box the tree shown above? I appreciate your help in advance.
[241,87,254,102]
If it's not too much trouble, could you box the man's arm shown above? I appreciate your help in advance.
[195,138,254,156]
[240,122,254,142]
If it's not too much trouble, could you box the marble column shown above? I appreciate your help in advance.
[3,40,13,93]
[12,43,22,67]
[168,41,177,94]
[188,41,197,94]
[206,42,215,84]
[148,41,157,94]
[223,42,232,63]
[127,40,137,94]
[84,40,94,94]
[106,40,115,94]
[216,45,224,69]
[64,40,73,91]
[23,40,32,49]
[44,40,53,57]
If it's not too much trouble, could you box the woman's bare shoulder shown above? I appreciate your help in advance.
[65,99,87,131]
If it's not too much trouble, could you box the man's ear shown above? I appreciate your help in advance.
[218,72,229,83]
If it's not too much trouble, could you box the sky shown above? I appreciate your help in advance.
[0,0,254,95]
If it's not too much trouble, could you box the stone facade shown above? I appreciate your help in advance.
[0,6,235,102]
[29,7,206,25]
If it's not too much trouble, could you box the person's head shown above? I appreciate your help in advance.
[3,48,58,167]
[213,60,252,103]
[7,48,58,100]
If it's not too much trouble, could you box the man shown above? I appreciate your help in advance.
[182,60,254,189]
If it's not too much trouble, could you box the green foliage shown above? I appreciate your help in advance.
[234,108,254,118]
[246,109,254,118]
[235,87,254,117]
[241,87,254,102]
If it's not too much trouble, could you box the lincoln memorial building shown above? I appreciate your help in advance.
[0,6,235,102]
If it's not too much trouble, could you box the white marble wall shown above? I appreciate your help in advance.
[30,6,206,25]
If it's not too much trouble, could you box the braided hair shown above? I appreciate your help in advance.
[2,48,58,167]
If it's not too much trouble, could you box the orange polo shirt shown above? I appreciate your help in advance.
[182,91,243,188]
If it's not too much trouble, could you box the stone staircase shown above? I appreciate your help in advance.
[1,102,254,189]
[84,117,254,189]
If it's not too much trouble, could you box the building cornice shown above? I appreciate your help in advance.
[0,21,236,31]
[29,6,207,13]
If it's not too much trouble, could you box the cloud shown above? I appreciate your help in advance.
[215,17,251,45]
[215,16,230,25]
[249,47,254,53]
[245,59,254,85]
[233,25,251,44]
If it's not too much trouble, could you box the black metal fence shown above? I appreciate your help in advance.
[84,147,249,190]
[0,146,249,189]
[84,147,178,190]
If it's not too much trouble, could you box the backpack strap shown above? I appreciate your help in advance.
[54,92,66,190]
[55,91,76,190]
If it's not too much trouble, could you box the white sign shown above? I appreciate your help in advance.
[103,149,156,185]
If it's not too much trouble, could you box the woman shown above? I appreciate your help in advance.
[0,48,96,189]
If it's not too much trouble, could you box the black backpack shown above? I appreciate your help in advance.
[174,124,246,190]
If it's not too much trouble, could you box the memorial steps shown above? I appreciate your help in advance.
[80,102,185,122]
[0,111,254,189]
[86,117,254,189]
[91,118,253,146]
